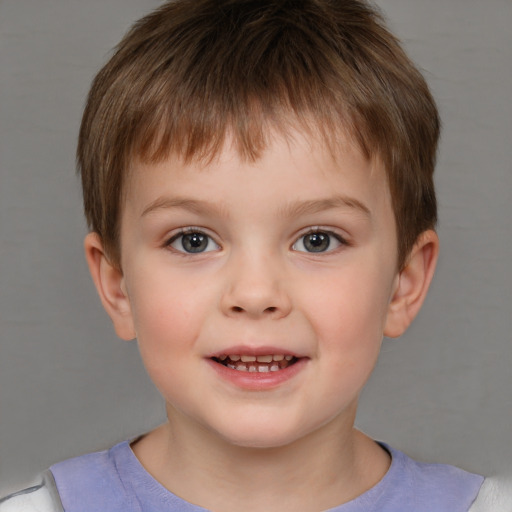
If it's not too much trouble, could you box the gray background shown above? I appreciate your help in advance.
[1,0,511,496]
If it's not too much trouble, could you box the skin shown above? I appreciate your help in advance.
[85,130,439,512]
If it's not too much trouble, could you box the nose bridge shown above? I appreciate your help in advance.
[221,244,291,318]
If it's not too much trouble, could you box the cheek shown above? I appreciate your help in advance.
[301,266,393,377]
[307,272,391,340]
[129,279,205,403]
[127,270,209,358]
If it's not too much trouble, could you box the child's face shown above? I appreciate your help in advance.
[114,130,402,448]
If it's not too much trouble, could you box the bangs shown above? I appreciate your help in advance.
[109,3,370,166]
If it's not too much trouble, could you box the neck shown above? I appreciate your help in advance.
[132,406,390,512]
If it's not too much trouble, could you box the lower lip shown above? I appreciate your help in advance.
[207,358,308,390]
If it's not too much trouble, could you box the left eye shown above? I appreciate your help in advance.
[292,231,343,253]
[168,231,219,254]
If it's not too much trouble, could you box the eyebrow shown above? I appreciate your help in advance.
[141,195,371,219]
[278,196,371,219]
[141,197,227,218]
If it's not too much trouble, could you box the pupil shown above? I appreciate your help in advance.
[182,233,207,253]
[305,233,329,252]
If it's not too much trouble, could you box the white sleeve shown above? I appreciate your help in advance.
[469,475,512,512]
[0,472,64,512]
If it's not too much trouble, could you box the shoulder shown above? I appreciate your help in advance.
[0,471,63,512]
[48,441,135,512]
[1,442,140,512]
[469,474,512,512]
[375,444,484,512]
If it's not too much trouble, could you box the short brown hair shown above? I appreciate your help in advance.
[78,0,440,270]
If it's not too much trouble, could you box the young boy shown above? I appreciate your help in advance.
[1,0,501,510]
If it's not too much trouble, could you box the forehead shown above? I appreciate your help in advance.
[123,128,392,222]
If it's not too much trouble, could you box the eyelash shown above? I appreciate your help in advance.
[292,228,349,254]
[165,228,220,255]
[164,227,349,255]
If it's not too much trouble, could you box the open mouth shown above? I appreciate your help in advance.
[212,354,298,373]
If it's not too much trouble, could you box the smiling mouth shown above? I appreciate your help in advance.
[212,354,298,373]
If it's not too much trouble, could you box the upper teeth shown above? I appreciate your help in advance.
[217,353,297,373]
[220,354,291,362]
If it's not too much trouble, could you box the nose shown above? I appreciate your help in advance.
[220,251,292,319]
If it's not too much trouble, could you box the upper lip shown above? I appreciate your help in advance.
[207,345,307,359]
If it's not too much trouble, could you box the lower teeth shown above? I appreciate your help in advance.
[216,356,296,373]
[225,362,283,372]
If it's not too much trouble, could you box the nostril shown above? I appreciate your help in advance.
[230,305,277,314]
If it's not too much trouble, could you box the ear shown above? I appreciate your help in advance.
[84,232,136,341]
[384,230,439,338]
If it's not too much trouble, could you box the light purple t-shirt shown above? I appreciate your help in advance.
[50,441,483,512]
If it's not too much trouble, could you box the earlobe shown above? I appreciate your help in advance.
[384,230,439,338]
[84,232,136,341]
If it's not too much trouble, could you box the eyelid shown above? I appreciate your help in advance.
[291,227,349,253]
[165,227,220,254]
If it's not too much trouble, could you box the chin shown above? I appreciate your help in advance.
[224,433,300,450]
[211,416,315,450]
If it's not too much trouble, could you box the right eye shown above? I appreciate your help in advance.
[292,229,346,253]
[167,230,219,254]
